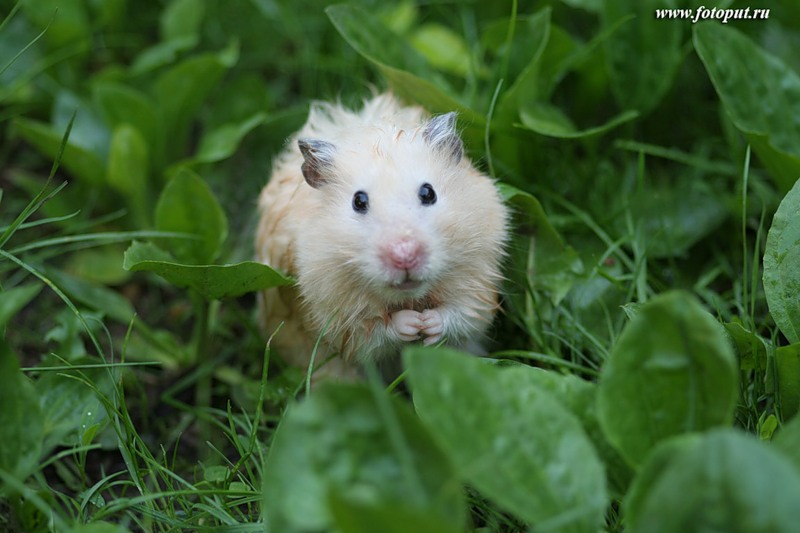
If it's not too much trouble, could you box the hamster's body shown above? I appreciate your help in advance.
[256,93,508,378]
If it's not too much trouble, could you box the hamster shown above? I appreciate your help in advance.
[255,93,509,379]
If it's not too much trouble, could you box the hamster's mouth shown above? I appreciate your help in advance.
[392,279,423,291]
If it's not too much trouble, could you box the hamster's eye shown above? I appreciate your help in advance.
[418,183,437,206]
[352,190,369,214]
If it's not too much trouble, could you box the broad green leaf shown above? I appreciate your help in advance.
[597,291,738,468]
[123,241,292,299]
[130,35,198,76]
[262,383,465,532]
[154,169,227,265]
[160,0,205,42]
[409,24,472,77]
[203,465,229,484]
[329,492,462,533]
[694,22,800,192]
[0,282,42,328]
[723,321,768,372]
[0,340,44,486]
[776,344,800,420]
[515,366,633,496]
[499,183,583,305]
[377,1,417,35]
[20,0,90,51]
[763,178,800,344]
[107,124,150,227]
[69,523,129,533]
[518,101,638,138]
[601,0,684,114]
[152,42,239,161]
[35,359,111,452]
[13,118,105,185]
[92,82,162,168]
[625,429,800,533]
[326,4,477,121]
[43,267,135,324]
[406,348,607,532]
[495,9,551,122]
[64,248,130,285]
[192,113,267,164]
[617,181,729,259]
[52,91,110,159]
[773,414,800,472]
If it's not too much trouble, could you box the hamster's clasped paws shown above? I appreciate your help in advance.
[420,308,444,345]
[390,309,424,341]
[390,308,445,345]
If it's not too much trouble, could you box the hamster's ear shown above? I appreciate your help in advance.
[423,112,463,163]
[298,139,335,189]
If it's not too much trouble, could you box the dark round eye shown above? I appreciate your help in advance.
[352,190,369,213]
[418,183,437,206]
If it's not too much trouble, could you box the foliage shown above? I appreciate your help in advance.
[1,0,800,531]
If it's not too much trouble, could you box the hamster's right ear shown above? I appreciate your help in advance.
[298,139,335,189]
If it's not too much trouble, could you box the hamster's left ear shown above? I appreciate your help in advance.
[423,112,463,163]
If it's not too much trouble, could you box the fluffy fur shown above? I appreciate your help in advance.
[256,93,508,378]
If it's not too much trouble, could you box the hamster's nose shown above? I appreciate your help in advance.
[381,238,428,272]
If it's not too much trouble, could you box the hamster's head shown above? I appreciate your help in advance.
[295,112,505,305]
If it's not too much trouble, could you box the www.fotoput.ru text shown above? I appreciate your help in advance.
[655,6,770,24]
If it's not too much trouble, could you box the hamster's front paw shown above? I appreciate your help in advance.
[390,309,424,341]
[420,308,444,345]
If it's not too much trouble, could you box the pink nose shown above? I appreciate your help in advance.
[382,238,427,271]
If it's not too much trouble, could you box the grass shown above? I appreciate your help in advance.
[2,0,800,531]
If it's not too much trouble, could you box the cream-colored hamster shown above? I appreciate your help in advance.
[256,93,508,379]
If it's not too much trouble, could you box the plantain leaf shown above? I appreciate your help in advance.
[597,291,738,468]
[694,22,800,192]
[763,179,800,344]
[123,241,292,300]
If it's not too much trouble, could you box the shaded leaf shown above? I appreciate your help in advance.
[13,118,105,185]
[518,101,637,138]
[763,178,800,344]
[409,24,473,77]
[160,0,205,42]
[406,347,607,532]
[154,169,227,265]
[500,183,583,304]
[43,267,135,324]
[123,241,292,300]
[330,493,462,533]
[0,282,43,328]
[620,180,729,258]
[773,414,800,472]
[601,0,685,114]
[776,344,800,420]
[597,291,738,468]
[92,82,162,168]
[35,359,111,453]
[107,124,150,227]
[152,42,239,160]
[694,22,800,192]
[326,3,479,121]
[262,383,465,532]
[625,429,800,533]
[0,340,43,486]
[192,113,267,164]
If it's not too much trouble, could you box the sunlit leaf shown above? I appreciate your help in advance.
[406,347,607,531]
